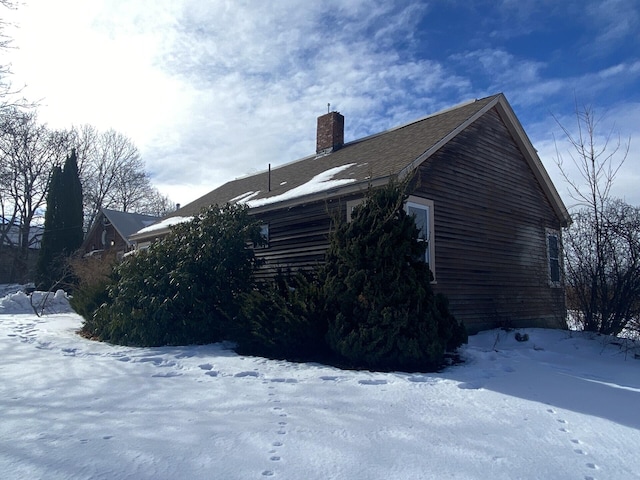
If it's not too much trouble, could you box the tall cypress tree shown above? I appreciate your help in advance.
[36,150,84,290]
[59,149,84,254]
[37,166,63,289]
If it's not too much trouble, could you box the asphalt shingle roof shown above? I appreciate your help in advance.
[172,95,500,217]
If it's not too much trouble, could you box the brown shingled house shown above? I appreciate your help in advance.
[131,93,571,333]
[82,208,159,260]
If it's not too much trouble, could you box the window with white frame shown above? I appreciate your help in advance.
[547,229,561,286]
[346,194,435,278]
[346,198,365,223]
[405,196,435,275]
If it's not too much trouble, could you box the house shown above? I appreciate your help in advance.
[131,93,571,333]
[82,208,160,260]
[0,219,44,283]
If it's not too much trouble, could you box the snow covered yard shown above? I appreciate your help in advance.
[1,289,639,479]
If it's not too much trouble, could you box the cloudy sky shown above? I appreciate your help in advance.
[3,0,640,207]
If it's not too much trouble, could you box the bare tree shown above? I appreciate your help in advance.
[0,0,16,110]
[71,126,174,227]
[0,109,71,282]
[136,188,175,217]
[73,128,145,228]
[554,103,639,336]
[0,0,32,115]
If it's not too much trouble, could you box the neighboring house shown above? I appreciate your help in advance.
[82,208,159,259]
[131,93,571,333]
[0,219,44,283]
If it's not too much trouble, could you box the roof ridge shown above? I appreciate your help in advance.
[345,94,499,147]
[231,94,501,180]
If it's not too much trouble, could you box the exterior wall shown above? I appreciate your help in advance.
[413,108,566,333]
[251,196,351,277]
[83,215,129,258]
[250,108,567,334]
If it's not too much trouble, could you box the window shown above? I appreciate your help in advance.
[346,198,365,223]
[346,194,435,279]
[405,196,435,276]
[256,223,269,248]
[547,229,561,286]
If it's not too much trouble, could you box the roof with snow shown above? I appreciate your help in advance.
[134,93,569,238]
[84,208,160,249]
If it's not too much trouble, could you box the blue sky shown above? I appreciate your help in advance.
[4,0,639,206]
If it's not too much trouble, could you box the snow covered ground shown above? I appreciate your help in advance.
[1,288,639,480]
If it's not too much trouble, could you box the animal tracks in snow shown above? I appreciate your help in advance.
[546,407,602,479]
[259,379,295,477]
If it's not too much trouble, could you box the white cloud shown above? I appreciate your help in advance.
[3,0,638,209]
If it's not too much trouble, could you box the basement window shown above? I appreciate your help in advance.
[547,229,561,286]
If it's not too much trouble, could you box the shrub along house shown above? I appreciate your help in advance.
[131,93,571,333]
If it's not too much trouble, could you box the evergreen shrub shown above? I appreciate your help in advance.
[235,270,329,361]
[82,204,263,346]
[323,182,467,371]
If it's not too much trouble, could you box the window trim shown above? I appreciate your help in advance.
[405,196,435,280]
[546,228,561,287]
[256,223,270,249]
[345,194,436,280]
[346,198,364,223]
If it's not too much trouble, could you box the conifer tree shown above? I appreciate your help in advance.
[37,166,63,289]
[59,149,84,253]
[36,150,84,290]
[323,182,466,371]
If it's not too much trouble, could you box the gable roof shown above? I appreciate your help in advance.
[84,208,160,250]
[102,209,160,243]
[141,93,570,237]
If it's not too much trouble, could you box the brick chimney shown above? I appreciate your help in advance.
[316,111,344,154]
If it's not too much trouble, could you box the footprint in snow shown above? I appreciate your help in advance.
[198,363,213,371]
[234,371,259,378]
[270,378,298,383]
[358,379,387,385]
[320,375,339,381]
[458,382,482,390]
[138,357,164,365]
[407,375,437,383]
[151,371,182,378]
[574,449,587,455]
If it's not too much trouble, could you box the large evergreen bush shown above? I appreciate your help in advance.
[235,271,329,361]
[83,204,263,346]
[323,182,466,371]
